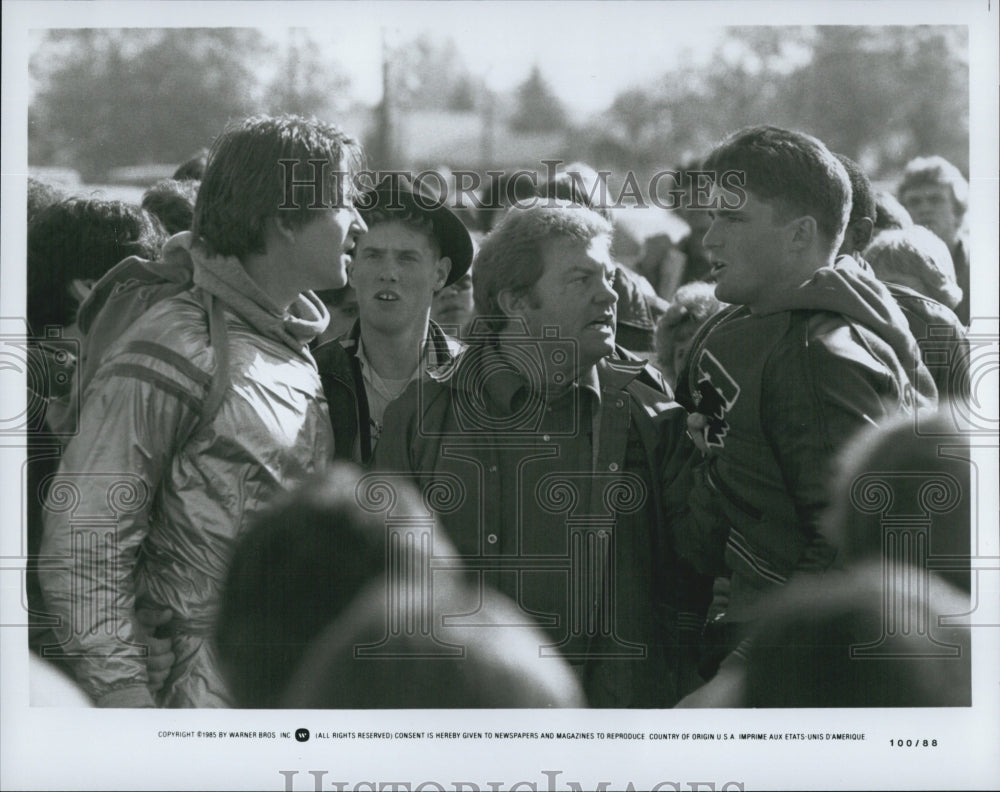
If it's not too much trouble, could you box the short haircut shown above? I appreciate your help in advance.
[172,148,209,181]
[865,226,962,309]
[473,201,613,332]
[653,281,724,376]
[192,114,363,260]
[873,190,913,231]
[823,409,970,594]
[27,198,164,329]
[360,208,441,259]
[142,178,199,235]
[897,155,968,217]
[703,125,851,248]
[744,563,971,707]
[281,580,586,709]
[214,464,451,708]
[834,153,876,226]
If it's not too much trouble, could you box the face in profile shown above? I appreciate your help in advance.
[703,187,791,310]
[292,203,368,292]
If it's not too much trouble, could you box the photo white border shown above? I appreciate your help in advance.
[2,2,997,790]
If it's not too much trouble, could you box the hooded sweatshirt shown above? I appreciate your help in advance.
[674,256,937,624]
[40,233,333,708]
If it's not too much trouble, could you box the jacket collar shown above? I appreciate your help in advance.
[341,319,464,367]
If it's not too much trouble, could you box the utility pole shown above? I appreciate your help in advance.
[375,28,398,169]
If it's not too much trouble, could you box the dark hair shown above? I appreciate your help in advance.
[834,153,876,226]
[191,114,363,260]
[361,208,441,259]
[704,125,851,246]
[27,198,164,329]
[873,190,913,231]
[215,464,451,708]
[898,155,968,217]
[172,148,209,181]
[281,580,586,709]
[141,178,199,235]
[745,563,970,707]
[824,409,970,592]
[27,177,68,224]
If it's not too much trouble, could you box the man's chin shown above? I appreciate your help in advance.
[581,338,616,368]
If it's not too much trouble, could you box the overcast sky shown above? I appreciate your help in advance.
[267,3,722,118]
[22,1,978,119]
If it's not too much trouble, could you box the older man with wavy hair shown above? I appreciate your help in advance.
[376,201,710,708]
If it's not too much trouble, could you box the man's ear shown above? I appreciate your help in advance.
[497,288,526,318]
[787,215,818,251]
[271,214,297,245]
[851,217,875,252]
[433,256,452,293]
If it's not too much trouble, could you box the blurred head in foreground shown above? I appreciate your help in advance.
[744,562,971,707]
[216,463,583,708]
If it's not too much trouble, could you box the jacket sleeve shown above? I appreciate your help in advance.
[39,342,204,707]
[658,407,715,619]
[761,318,904,574]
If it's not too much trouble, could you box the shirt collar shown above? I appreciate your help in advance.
[480,341,602,412]
[355,331,430,382]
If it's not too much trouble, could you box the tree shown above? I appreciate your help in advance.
[510,65,567,133]
[389,34,486,112]
[263,29,351,118]
[30,29,270,179]
[578,26,968,179]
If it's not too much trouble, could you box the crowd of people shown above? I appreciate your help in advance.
[24,114,974,709]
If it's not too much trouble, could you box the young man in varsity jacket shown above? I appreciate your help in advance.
[673,126,937,704]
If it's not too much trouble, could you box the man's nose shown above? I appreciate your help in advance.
[702,221,720,249]
[354,208,369,234]
[378,257,401,280]
[596,274,618,305]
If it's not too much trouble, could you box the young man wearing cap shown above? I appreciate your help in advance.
[314,176,472,465]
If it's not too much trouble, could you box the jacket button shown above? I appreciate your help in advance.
[615,398,624,408]
[608,462,619,472]
[488,465,497,473]
[542,434,550,442]
[487,533,498,544]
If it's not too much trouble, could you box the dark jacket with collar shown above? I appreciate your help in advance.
[313,319,464,465]
[674,256,937,624]
[374,341,711,707]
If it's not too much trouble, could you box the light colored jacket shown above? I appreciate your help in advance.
[39,235,333,707]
